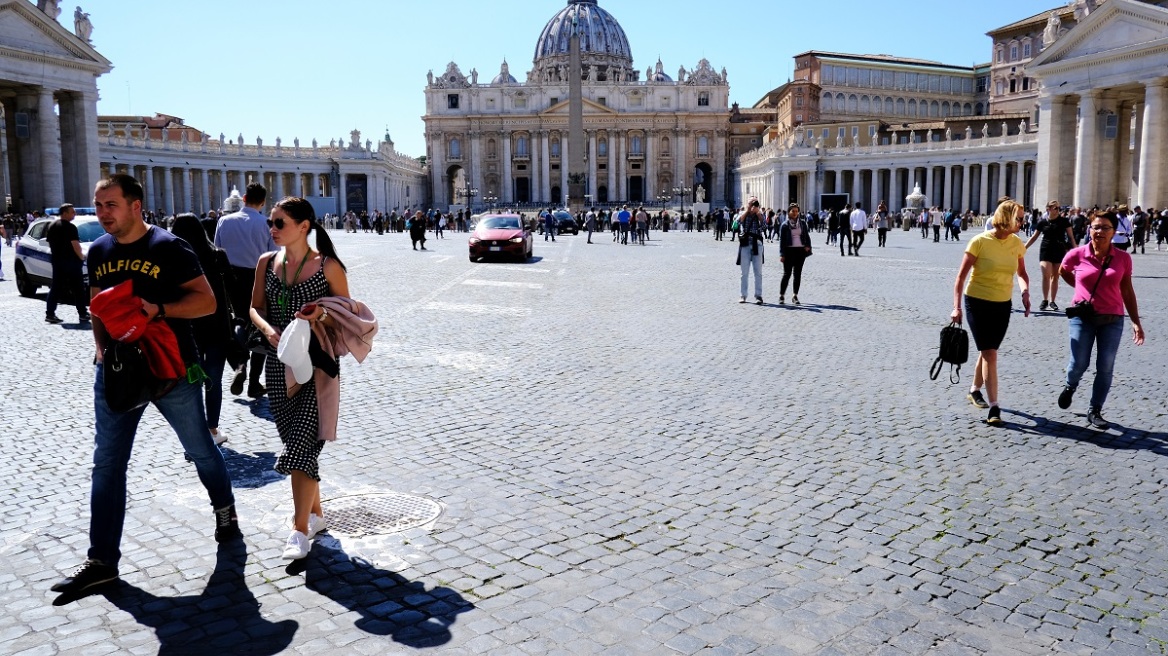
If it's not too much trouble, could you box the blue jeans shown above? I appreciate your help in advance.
[90,364,235,566]
[200,343,228,430]
[1065,316,1125,410]
[739,245,763,298]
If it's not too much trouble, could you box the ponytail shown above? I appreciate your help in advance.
[311,220,346,271]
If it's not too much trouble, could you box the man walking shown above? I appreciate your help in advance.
[617,205,631,245]
[849,201,869,256]
[585,207,597,244]
[45,204,90,324]
[52,174,240,597]
[635,206,649,245]
[214,183,275,399]
[737,198,765,304]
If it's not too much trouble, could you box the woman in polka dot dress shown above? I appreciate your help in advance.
[249,196,349,559]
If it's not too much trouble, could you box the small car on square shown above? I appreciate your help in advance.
[469,213,533,262]
[13,216,102,297]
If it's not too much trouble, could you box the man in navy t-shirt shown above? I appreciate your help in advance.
[51,174,240,599]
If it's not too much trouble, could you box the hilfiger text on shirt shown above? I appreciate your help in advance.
[91,259,162,280]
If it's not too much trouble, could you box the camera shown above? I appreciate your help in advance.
[1065,300,1095,319]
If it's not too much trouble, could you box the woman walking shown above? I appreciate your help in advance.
[778,203,812,305]
[737,198,765,304]
[409,210,428,251]
[1056,211,1145,429]
[950,199,1032,425]
[1024,201,1077,311]
[171,213,236,446]
[250,197,350,559]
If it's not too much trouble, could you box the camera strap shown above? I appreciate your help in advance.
[1085,253,1111,304]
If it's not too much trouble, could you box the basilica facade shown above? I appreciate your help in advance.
[422,0,730,210]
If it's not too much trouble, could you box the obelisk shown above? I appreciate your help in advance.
[567,3,586,212]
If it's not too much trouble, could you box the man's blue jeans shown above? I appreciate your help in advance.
[90,364,235,566]
[1065,316,1125,410]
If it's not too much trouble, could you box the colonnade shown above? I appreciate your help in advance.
[98,163,335,215]
[2,87,100,212]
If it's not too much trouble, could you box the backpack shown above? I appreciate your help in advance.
[930,322,969,384]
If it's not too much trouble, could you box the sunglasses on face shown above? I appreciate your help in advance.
[266,218,287,229]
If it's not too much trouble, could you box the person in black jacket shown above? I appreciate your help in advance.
[778,203,813,305]
[736,198,765,304]
[172,213,237,446]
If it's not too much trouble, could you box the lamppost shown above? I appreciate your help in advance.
[657,189,671,210]
[456,185,479,211]
[484,192,498,212]
[673,185,693,215]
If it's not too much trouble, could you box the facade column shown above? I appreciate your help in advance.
[539,131,551,203]
[470,132,483,204]
[236,170,246,194]
[1073,91,1100,208]
[1137,78,1168,210]
[143,166,155,212]
[961,165,972,213]
[644,131,656,203]
[928,167,938,206]
[674,129,686,202]
[38,88,64,208]
[1031,92,1059,201]
[996,161,1008,206]
[1013,161,1025,207]
[941,167,951,210]
[500,133,512,204]
[851,167,861,207]
[202,170,211,213]
[560,133,568,203]
[178,167,190,213]
[161,167,174,216]
[1130,102,1144,203]
[615,132,625,201]
[588,130,598,202]
[274,171,284,202]
[75,91,100,202]
[713,131,727,207]
[979,165,990,214]
[429,132,445,207]
[606,131,616,202]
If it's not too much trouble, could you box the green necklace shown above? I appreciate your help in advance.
[278,249,311,320]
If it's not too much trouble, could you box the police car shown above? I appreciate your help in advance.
[13,215,102,297]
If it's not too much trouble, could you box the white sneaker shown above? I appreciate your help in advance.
[289,513,327,539]
[211,430,228,446]
[282,530,310,560]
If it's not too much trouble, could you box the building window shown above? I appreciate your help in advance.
[837,127,846,141]
[698,136,709,156]
[598,97,606,106]
[447,94,459,109]
[851,126,859,140]
[516,136,528,156]
[514,96,527,109]
[795,95,804,108]
[868,125,877,138]
[1104,113,1119,140]
[1023,42,1032,58]
[795,114,803,122]
[1010,44,1018,61]
[661,97,671,108]
[661,136,670,155]
[487,139,497,158]
[698,92,710,106]
[551,140,560,157]
[449,138,461,158]
[599,139,608,157]
[822,93,833,112]
[822,128,830,141]
[977,76,988,93]
[996,48,1004,63]
[631,136,642,155]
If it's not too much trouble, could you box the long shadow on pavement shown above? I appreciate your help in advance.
[222,449,285,489]
[54,541,297,655]
[286,537,475,648]
[1003,408,1168,455]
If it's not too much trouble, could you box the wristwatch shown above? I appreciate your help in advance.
[156,303,166,320]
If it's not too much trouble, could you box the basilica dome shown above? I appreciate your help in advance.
[533,0,633,75]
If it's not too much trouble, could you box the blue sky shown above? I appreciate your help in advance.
[77,0,1061,157]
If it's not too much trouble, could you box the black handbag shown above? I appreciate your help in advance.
[233,318,268,354]
[930,322,969,384]
[1066,255,1110,321]
[103,341,178,413]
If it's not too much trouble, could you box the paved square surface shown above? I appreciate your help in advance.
[2,224,1166,654]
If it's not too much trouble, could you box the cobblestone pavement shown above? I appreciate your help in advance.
[2,225,1166,655]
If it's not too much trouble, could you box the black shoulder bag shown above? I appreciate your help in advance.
[103,342,179,412]
[1065,255,1110,321]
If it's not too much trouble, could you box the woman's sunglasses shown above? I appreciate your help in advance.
[266,218,287,229]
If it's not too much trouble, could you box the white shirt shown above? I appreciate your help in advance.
[849,209,869,231]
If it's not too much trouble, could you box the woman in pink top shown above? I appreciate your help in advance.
[1056,211,1145,429]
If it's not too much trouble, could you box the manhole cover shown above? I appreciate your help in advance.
[323,493,443,538]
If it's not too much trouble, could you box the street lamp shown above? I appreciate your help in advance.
[657,189,671,210]
[484,192,498,211]
[672,185,693,215]
[456,185,479,210]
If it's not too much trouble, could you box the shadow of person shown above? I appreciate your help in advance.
[1004,408,1168,455]
[292,537,475,648]
[220,449,285,489]
[55,541,298,655]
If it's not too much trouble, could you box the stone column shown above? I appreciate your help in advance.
[558,133,568,203]
[1035,94,1066,207]
[606,132,616,202]
[202,170,211,213]
[851,167,861,207]
[38,88,64,208]
[615,132,625,201]
[75,91,100,203]
[1130,102,1144,203]
[644,131,655,203]
[274,171,284,202]
[540,131,551,203]
[1137,78,1168,210]
[1013,161,1025,208]
[928,167,938,206]
[1073,91,1100,208]
[143,166,155,212]
[501,133,512,203]
[470,132,483,203]
[587,130,598,202]
[979,165,990,214]
[961,165,971,213]
[178,167,190,213]
[160,167,173,216]
[713,131,727,206]
[674,129,686,200]
[236,170,246,194]
[942,167,952,210]
[996,162,1008,206]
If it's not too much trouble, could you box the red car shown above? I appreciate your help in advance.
[469,213,533,262]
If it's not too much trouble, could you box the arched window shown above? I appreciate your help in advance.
[896,98,905,115]
[516,136,528,156]
[884,97,894,114]
[848,94,858,113]
[631,135,642,155]
[550,139,560,157]
[860,96,870,113]
[598,138,608,157]
[487,139,497,158]
[907,99,917,116]
[450,138,461,158]
[822,93,833,112]
[698,136,709,156]
[836,93,845,110]
[975,102,985,115]
[661,136,670,155]
[941,102,950,117]
[963,103,973,116]
[929,101,940,117]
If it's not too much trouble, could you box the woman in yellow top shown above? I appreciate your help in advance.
[950,200,1032,425]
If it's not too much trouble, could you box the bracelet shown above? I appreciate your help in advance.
[317,307,329,323]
